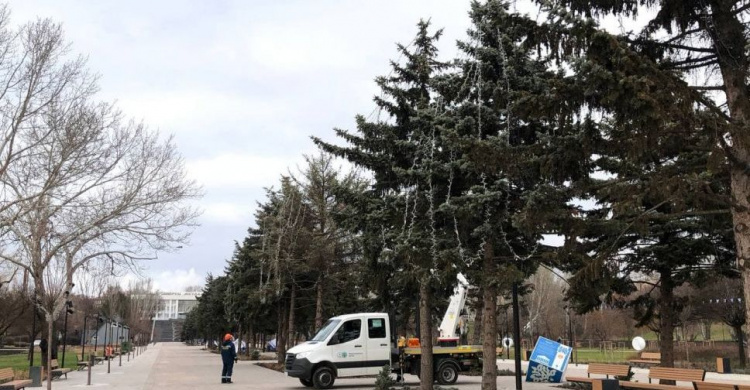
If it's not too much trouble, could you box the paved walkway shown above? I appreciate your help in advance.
[43,342,750,389]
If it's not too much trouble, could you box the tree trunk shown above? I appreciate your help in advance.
[703,322,711,341]
[276,300,287,364]
[735,325,746,368]
[708,1,750,365]
[46,316,53,390]
[481,243,497,390]
[288,284,296,349]
[237,325,243,357]
[472,301,483,346]
[247,325,253,356]
[659,271,676,385]
[315,274,325,330]
[418,278,433,390]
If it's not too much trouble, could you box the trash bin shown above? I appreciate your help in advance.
[592,379,620,390]
[29,366,42,387]
[717,357,731,373]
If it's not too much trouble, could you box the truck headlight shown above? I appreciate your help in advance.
[296,351,312,359]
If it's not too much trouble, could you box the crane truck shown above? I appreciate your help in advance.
[285,275,486,389]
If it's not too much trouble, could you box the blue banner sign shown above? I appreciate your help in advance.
[525,336,572,383]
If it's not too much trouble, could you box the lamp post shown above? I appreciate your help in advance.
[124,326,130,362]
[512,282,523,390]
[61,295,74,367]
[94,315,103,353]
[107,320,112,374]
[28,290,38,367]
[102,317,109,370]
[117,322,123,367]
[81,315,88,362]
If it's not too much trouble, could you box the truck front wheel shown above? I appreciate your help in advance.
[436,361,459,385]
[312,366,336,389]
[299,378,313,387]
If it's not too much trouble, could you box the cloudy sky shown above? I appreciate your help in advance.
[8,1,490,292]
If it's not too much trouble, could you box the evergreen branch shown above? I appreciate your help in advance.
[629,37,715,53]
[650,209,731,219]
[665,28,706,44]
[668,56,718,70]
[689,85,725,91]
[603,198,673,260]
[715,126,750,175]
[733,2,750,15]
[673,60,719,71]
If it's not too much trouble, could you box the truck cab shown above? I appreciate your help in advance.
[286,313,393,389]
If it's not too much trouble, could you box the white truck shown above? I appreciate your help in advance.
[285,312,482,389]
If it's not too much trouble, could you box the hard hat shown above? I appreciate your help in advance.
[224,333,233,342]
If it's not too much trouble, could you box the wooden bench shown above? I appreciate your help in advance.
[630,352,662,365]
[0,367,32,390]
[49,359,72,379]
[693,382,738,390]
[567,363,631,384]
[620,367,705,390]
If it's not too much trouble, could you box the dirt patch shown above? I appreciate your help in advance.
[255,362,285,373]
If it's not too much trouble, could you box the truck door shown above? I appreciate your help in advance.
[329,319,366,377]
[365,317,391,375]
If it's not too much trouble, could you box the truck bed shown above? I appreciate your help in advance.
[403,345,485,355]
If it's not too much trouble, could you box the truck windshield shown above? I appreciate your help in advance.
[310,319,340,342]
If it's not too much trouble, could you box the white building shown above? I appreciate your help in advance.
[154,291,200,320]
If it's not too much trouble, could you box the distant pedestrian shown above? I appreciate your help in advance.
[221,334,237,384]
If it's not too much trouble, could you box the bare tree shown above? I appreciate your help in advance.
[0,14,199,389]
[125,279,159,342]
[523,267,566,340]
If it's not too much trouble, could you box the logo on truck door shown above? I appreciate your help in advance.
[336,352,348,358]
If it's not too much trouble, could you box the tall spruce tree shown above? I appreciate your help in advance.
[292,152,363,330]
[445,2,589,387]
[561,116,735,367]
[535,0,750,358]
[315,21,455,390]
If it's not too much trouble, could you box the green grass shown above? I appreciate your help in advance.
[0,352,80,373]
[499,348,638,364]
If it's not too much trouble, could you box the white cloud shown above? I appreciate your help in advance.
[186,152,305,189]
[152,268,205,292]
[201,202,254,224]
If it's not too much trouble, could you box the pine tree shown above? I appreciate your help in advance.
[445,2,588,387]
[534,0,750,359]
[315,20,455,390]
[561,116,735,367]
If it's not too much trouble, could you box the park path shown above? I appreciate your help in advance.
[45,342,750,389]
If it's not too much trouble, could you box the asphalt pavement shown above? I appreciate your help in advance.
[41,342,750,389]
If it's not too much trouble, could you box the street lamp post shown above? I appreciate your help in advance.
[124,326,130,362]
[81,315,88,362]
[28,290,38,367]
[61,295,74,367]
[107,320,112,374]
[512,282,523,390]
[94,315,103,353]
[117,323,123,367]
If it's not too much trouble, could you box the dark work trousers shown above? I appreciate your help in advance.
[222,361,234,382]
